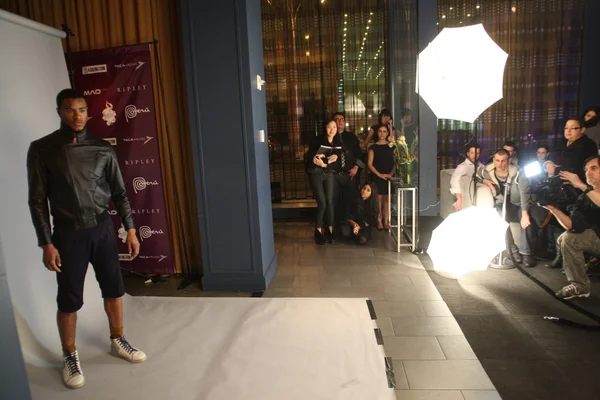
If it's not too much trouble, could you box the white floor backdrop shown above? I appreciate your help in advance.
[0,11,394,400]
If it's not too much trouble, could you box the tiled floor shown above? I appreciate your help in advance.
[125,217,600,399]
[263,220,500,400]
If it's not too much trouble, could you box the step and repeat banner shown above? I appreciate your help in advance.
[70,43,175,274]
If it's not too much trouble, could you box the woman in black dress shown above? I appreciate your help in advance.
[368,124,396,230]
[306,120,342,244]
[338,182,379,245]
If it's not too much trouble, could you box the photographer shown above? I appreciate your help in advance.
[544,156,600,299]
[480,149,535,267]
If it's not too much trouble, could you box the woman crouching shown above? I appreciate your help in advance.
[338,182,379,245]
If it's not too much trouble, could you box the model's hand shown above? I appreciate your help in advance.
[352,223,360,235]
[348,165,359,178]
[127,229,140,260]
[42,244,61,272]
[327,154,338,164]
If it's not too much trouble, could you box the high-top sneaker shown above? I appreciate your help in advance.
[63,350,85,389]
[111,336,147,363]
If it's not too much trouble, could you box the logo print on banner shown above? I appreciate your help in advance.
[84,89,102,96]
[102,102,117,126]
[114,61,145,70]
[104,137,117,146]
[125,105,151,123]
[117,85,147,93]
[139,226,164,241]
[133,177,159,194]
[124,136,154,145]
[140,255,168,262]
[82,64,107,75]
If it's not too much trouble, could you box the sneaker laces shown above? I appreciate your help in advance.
[64,352,82,376]
[115,336,137,354]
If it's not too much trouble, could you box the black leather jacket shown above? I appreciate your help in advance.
[27,125,134,246]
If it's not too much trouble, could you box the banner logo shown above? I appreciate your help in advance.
[125,105,151,123]
[119,254,133,261]
[117,85,147,93]
[124,136,154,145]
[104,137,117,146]
[139,226,164,241]
[83,89,103,96]
[82,64,107,75]
[102,102,117,126]
[114,61,145,70]
[133,177,160,194]
[140,255,168,262]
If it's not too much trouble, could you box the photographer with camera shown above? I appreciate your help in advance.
[480,149,536,267]
[543,156,600,299]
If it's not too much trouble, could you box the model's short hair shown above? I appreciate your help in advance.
[56,88,86,108]
[332,112,345,120]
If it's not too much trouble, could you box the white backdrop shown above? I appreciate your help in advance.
[0,9,107,363]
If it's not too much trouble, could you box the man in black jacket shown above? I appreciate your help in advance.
[27,89,146,389]
[332,112,365,227]
[544,156,600,299]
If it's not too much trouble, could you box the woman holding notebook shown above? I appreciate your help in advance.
[306,119,345,245]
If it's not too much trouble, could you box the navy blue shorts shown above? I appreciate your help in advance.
[53,218,124,313]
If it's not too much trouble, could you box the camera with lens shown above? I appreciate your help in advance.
[530,175,579,207]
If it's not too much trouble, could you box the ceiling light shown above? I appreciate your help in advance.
[305,35,309,39]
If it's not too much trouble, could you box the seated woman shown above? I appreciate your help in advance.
[368,124,396,230]
[338,182,379,245]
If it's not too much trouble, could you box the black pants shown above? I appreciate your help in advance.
[339,221,372,245]
[308,171,337,228]
[53,218,124,313]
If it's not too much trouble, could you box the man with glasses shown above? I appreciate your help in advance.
[545,117,598,182]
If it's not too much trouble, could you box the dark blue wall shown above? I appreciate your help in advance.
[180,0,276,291]
[0,240,31,399]
[579,0,600,111]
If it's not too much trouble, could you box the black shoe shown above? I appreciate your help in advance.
[523,255,537,268]
[511,251,523,264]
[323,228,335,244]
[314,229,326,245]
[547,255,562,269]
